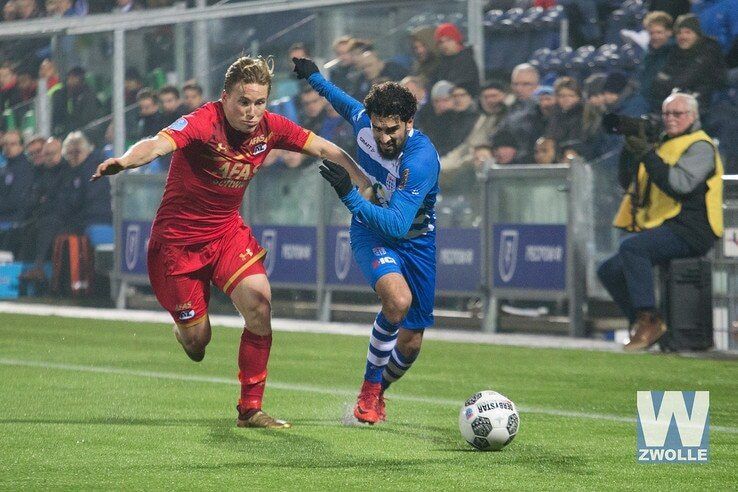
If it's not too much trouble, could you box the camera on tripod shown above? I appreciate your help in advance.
[602,113,661,142]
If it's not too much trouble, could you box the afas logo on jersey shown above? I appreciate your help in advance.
[252,143,267,155]
[168,117,188,132]
[178,309,196,321]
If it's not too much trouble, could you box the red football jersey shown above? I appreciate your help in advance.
[152,101,313,244]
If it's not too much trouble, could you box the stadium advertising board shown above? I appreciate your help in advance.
[436,227,481,292]
[251,225,317,284]
[325,226,365,286]
[492,224,567,290]
[120,220,152,275]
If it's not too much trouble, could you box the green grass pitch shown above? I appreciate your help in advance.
[1,313,736,490]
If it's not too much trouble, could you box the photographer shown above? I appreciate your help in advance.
[597,93,723,351]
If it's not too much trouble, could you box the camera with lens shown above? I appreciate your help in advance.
[602,113,661,142]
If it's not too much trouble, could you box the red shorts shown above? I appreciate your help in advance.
[147,222,266,326]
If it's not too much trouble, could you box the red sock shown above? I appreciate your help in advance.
[237,329,272,413]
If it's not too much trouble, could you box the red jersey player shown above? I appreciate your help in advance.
[92,56,370,429]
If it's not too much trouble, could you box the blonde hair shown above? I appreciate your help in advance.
[643,11,673,30]
[223,56,274,94]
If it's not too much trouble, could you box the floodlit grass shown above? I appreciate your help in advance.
[0,314,736,490]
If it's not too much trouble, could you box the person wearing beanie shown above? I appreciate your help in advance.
[652,13,727,111]
[409,26,440,86]
[429,22,480,97]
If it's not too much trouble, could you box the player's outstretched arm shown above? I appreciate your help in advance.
[91,134,175,181]
[292,57,364,125]
[302,135,372,196]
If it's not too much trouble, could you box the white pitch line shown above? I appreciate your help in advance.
[1,357,736,435]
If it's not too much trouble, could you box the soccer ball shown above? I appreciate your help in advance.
[459,390,519,451]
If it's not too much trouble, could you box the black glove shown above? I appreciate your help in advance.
[624,135,652,158]
[624,126,652,158]
[319,159,353,198]
[292,57,319,79]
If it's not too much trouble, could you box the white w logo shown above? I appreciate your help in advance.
[637,391,709,447]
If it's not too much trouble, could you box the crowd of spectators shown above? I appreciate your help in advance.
[1,0,738,287]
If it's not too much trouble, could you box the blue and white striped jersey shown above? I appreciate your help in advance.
[308,72,440,245]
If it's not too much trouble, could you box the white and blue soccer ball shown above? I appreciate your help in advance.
[459,390,519,451]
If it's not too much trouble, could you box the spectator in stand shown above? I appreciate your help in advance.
[24,134,45,167]
[508,63,540,115]
[16,67,37,103]
[124,68,143,106]
[135,88,164,139]
[491,129,522,165]
[494,85,555,163]
[112,0,141,13]
[409,26,439,87]
[59,131,111,234]
[534,137,557,164]
[18,137,68,282]
[39,59,62,96]
[158,85,187,123]
[51,66,103,138]
[3,0,17,21]
[652,14,727,112]
[640,11,674,113]
[546,76,585,160]
[345,38,373,99]
[45,0,86,17]
[0,63,23,132]
[400,76,428,114]
[328,36,356,94]
[602,71,649,118]
[355,50,408,100]
[318,104,356,158]
[0,131,34,255]
[15,0,39,19]
[439,82,480,180]
[416,80,455,153]
[431,22,480,97]
[298,85,328,133]
[182,81,204,112]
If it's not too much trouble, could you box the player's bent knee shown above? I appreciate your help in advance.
[244,298,272,336]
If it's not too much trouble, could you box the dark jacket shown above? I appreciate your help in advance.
[495,103,550,162]
[51,84,104,137]
[639,40,673,112]
[0,153,34,223]
[62,151,112,232]
[546,102,586,156]
[431,46,481,97]
[27,162,69,222]
[652,36,728,111]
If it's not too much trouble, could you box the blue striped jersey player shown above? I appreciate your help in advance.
[293,57,440,424]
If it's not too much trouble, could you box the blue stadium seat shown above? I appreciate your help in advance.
[85,224,114,248]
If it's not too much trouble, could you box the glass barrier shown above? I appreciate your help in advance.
[119,175,165,222]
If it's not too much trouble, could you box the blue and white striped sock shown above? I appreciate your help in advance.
[381,347,417,390]
[363,312,399,383]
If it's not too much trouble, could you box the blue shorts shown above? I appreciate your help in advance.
[351,223,436,329]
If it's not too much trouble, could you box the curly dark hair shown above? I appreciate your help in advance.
[364,82,417,122]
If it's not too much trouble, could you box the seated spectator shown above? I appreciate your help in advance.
[400,76,428,114]
[534,137,557,164]
[18,137,68,281]
[345,38,374,100]
[51,66,103,139]
[409,26,439,87]
[158,85,187,123]
[639,11,674,113]
[0,63,23,133]
[16,68,37,102]
[0,131,34,254]
[124,67,144,105]
[417,80,456,155]
[355,50,408,100]
[439,82,482,171]
[507,63,540,115]
[135,88,165,139]
[652,14,728,112]
[39,59,62,96]
[546,76,586,160]
[15,0,39,20]
[494,85,555,162]
[602,71,649,119]
[298,85,328,133]
[431,22,480,97]
[24,134,45,168]
[327,36,356,94]
[3,0,17,21]
[491,130,522,165]
[182,81,204,112]
[60,131,111,234]
[45,0,86,17]
[319,105,355,157]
